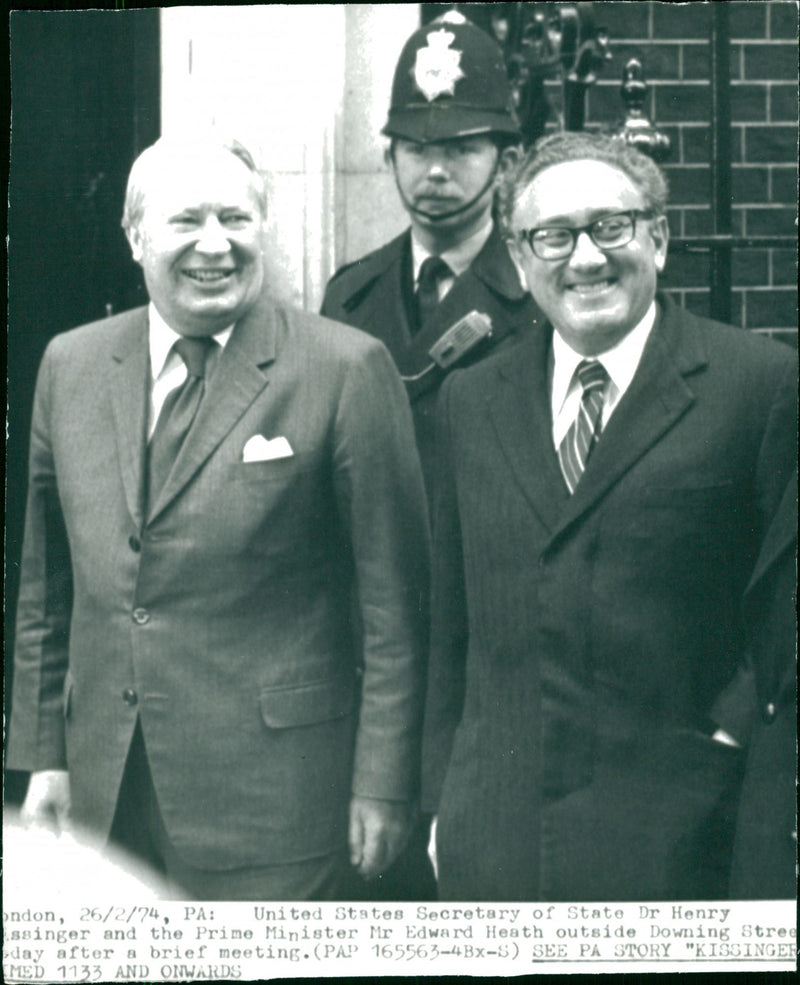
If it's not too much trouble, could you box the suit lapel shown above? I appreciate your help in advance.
[486,301,710,541]
[488,325,568,533]
[551,302,707,541]
[409,227,537,400]
[416,224,530,350]
[108,309,150,530]
[468,223,530,304]
[147,299,277,523]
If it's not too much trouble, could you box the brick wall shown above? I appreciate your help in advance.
[582,0,798,343]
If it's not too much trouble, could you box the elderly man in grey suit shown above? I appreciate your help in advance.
[8,135,430,900]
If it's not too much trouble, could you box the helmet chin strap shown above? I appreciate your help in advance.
[394,157,500,223]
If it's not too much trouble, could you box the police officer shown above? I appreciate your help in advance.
[322,12,542,500]
[321,11,542,903]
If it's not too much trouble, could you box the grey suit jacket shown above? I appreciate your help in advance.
[8,292,430,870]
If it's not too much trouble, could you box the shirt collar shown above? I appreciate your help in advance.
[411,218,494,283]
[551,300,657,415]
[148,303,234,379]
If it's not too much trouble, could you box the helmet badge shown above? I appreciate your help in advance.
[413,30,465,102]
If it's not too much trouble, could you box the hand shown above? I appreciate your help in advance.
[348,796,414,879]
[427,815,438,880]
[20,770,71,833]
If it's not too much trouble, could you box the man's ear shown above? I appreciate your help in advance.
[126,224,144,264]
[650,214,669,273]
[506,231,525,269]
[498,143,521,172]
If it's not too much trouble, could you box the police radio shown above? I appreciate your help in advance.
[429,310,493,368]
[402,311,493,383]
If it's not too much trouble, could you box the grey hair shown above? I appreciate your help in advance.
[121,135,267,233]
[498,130,669,233]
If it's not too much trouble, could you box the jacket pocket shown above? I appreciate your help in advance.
[228,453,317,484]
[259,673,356,729]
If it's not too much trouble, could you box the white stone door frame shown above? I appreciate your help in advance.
[160,4,418,311]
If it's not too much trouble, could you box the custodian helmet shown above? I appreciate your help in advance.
[383,12,520,144]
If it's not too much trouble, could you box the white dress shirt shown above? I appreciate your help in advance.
[551,301,657,449]
[411,218,494,302]
[148,303,233,437]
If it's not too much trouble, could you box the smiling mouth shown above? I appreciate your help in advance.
[183,269,235,283]
[567,279,616,295]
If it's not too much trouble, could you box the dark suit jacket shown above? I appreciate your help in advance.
[730,470,797,898]
[321,225,541,497]
[422,295,797,901]
[8,293,430,871]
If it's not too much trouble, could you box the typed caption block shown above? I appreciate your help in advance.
[4,900,797,980]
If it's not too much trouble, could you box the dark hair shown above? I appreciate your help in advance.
[498,130,669,233]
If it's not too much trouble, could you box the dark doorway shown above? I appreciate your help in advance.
[6,10,160,803]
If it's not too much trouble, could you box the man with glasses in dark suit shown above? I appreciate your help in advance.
[423,131,797,901]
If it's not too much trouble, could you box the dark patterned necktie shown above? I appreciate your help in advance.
[415,256,451,333]
[557,359,609,494]
[147,335,216,509]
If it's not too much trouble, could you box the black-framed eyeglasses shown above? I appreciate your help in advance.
[515,210,654,261]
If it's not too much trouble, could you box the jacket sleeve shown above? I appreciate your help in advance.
[331,337,431,801]
[421,373,469,811]
[752,356,798,545]
[710,355,798,742]
[7,343,73,772]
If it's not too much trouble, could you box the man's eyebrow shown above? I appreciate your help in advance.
[530,208,634,227]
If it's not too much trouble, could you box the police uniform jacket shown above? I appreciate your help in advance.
[321,224,541,496]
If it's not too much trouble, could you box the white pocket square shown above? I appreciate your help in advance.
[242,435,294,462]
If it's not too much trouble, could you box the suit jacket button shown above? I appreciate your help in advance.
[122,688,138,706]
[765,702,777,721]
[128,535,141,552]
[132,607,150,625]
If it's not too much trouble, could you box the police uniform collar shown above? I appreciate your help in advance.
[411,219,493,283]
[470,223,530,302]
[326,230,410,299]
[328,225,531,307]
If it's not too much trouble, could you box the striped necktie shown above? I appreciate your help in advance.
[147,335,216,510]
[557,359,609,494]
